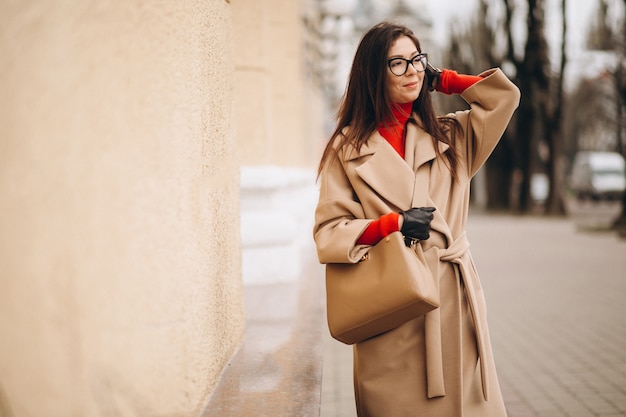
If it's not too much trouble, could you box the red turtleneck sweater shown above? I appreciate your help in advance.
[378,101,412,158]
[355,70,482,246]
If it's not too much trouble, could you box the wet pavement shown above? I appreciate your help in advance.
[320,213,626,417]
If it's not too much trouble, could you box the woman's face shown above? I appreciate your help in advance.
[386,36,424,104]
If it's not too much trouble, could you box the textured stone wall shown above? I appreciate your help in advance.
[233,0,325,167]
[0,1,243,416]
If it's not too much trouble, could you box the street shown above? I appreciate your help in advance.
[321,213,626,417]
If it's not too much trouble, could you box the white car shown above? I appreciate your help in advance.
[569,151,626,201]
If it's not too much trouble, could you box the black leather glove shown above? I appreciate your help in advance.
[400,207,436,241]
[426,63,442,92]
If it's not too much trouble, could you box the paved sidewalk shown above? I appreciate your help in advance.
[320,214,626,417]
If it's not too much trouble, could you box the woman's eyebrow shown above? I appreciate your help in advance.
[387,51,420,59]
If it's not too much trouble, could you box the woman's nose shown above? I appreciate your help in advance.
[406,61,418,75]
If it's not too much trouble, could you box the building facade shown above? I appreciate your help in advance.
[0,1,323,416]
[0,0,437,415]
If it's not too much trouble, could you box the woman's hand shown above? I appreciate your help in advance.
[426,63,442,91]
[399,207,436,240]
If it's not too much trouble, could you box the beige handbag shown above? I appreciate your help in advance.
[325,231,440,345]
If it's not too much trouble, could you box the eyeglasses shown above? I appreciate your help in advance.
[387,53,428,76]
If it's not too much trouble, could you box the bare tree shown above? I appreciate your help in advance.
[442,0,569,214]
[441,0,516,211]
[581,0,626,234]
[503,0,552,213]
[499,0,569,214]
[587,0,617,51]
[563,75,617,157]
[613,0,626,235]
[544,0,568,214]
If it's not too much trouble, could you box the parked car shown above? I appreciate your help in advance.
[569,151,626,201]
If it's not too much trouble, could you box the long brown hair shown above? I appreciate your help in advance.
[317,21,460,178]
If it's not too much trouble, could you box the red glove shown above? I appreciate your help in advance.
[436,69,483,95]
[356,212,400,246]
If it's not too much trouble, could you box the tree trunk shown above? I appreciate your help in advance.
[486,139,514,211]
[613,0,626,237]
[545,0,567,215]
[513,0,550,213]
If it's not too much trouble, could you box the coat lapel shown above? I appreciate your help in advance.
[405,119,450,171]
[349,132,415,210]
[346,119,452,216]
[407,121,454,241]
[406,122,433,208]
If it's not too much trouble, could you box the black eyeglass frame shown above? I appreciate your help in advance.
[387,53,428,76]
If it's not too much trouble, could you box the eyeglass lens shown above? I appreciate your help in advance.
[388,55,427,76]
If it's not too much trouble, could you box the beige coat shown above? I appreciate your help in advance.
[314,68,521,417]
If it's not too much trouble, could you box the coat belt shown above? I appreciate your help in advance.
[424,232,490,401]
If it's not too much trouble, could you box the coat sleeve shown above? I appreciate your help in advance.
[452,68,521,178]
[313,148,373,264]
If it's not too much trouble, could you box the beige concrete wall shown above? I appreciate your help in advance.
[0,1,244,416]
[233,0,325,168]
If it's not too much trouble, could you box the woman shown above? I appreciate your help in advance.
[313,21,520,417]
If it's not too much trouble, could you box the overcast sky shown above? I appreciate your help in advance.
[428,0,597,54]
[424,0,620,88]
